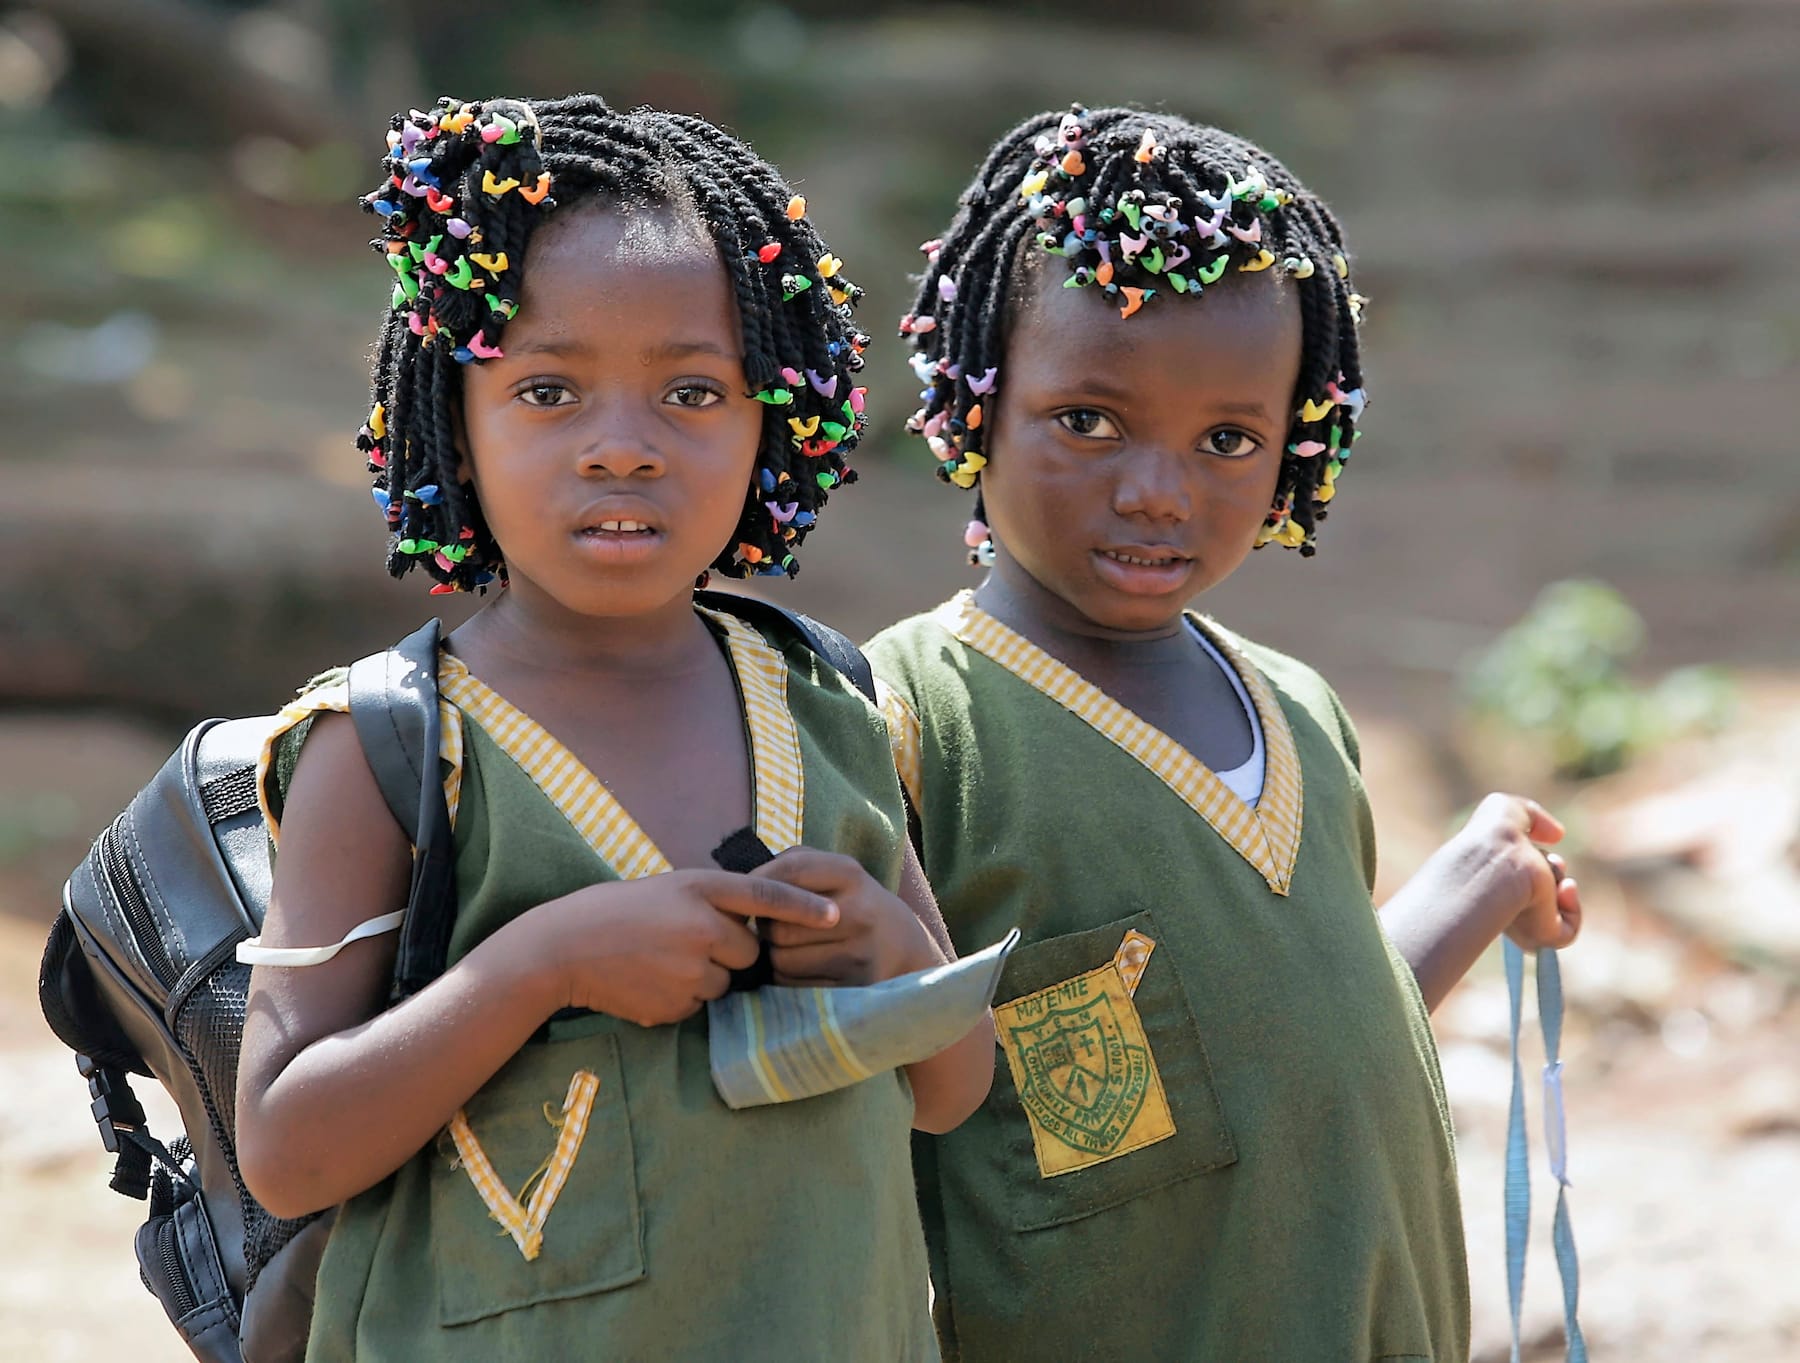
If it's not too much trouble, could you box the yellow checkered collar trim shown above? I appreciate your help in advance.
[435,606,805,878]
[934,591,1303,895]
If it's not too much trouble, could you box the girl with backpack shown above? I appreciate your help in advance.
[234,93,990,1362]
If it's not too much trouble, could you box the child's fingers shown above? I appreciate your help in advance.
[704,916,763,972]
[770,941,868,986]
[1513,795,1565,844]
[695,961,734,1002]
[693,871,839,930]
[1556,876,1583,945]
[1474,790,1565,845]
[751,847,872,897]
[764,917,852,948]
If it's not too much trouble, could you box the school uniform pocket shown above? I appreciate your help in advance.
[983,910,1237,1232]
[431,1015,644,1326]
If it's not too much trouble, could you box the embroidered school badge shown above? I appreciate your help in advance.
[996,930,1175,1177]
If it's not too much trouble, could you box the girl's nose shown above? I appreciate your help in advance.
[576,408,665,478]
[1112,447,1190,523]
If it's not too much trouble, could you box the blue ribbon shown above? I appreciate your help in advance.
[1504,939,1588,1362]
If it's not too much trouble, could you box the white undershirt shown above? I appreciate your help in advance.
[1187,620,1265,808]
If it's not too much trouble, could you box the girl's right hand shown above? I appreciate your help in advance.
[530,871,840,1027]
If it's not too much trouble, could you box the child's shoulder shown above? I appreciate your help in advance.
[1201,616,1364,773]
[700,601,894,776]
[707,599,877,711]
[865,603,957,675]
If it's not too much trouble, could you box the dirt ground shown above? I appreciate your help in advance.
[5,700,1799,1362]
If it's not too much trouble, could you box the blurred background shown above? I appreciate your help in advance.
[2,0,1797,1358]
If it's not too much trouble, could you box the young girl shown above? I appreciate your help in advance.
[233,93,990,1362]
[869,106,1583,1361]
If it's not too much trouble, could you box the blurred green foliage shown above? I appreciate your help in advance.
[1463,580,1735,780]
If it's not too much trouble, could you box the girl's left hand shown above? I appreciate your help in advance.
[1464,793,1584,951]
[751,847,944,986]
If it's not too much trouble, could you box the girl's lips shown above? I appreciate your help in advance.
[572,523,665,565]
[1092,547,1193,595]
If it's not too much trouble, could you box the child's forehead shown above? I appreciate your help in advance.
[532,199,714,268]
[1007,262,1300,375]
[492,207,741,356]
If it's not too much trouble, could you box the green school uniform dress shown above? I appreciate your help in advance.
[259,606,938,1363]
[868,592,1469,1363]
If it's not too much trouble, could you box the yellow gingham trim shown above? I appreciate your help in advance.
[698,606,806,855]
[438,652,672,880]
[935,592,1303,895]
[440,695,465,830]
[436,608,804,878]
[446,1068,600,1262]
[257,681,349,849]
[1114,929,1156,996]
[1207,621,1304,892]
[875,679,924,815]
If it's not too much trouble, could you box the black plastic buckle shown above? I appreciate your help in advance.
[77,1053,153,1200]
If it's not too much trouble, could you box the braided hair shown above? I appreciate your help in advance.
[903,104,1368,562]
[356,93,871,594]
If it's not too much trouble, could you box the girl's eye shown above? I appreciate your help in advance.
[1205,429,1259,458]
[519,383,573,407]
[1057,408,1120,439]
[667,385,723,409]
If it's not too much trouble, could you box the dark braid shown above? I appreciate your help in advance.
[355,93,871,592]
[906,104,1369,561]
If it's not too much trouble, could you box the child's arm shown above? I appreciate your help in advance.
[236,712,840,1219]
[1378,793,1583,1013]
[753,846,995,1133]
[894,841,996,1133]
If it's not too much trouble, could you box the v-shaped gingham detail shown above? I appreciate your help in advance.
[447,1068,600,1262]
[435,606,805,880]
[935,592,1304,895]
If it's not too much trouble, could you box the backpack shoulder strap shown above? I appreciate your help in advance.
[693,590,876,704]
[345,619,441,831]
[345,619,456,1000]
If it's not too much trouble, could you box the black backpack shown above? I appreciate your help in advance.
[37,598,875,1363]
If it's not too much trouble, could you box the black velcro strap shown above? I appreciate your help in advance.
[711,825,777,874]
[712,825,776,992]
[198,765,260,824]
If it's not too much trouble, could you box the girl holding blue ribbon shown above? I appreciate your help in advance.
[870,104,1583,1362]
[233,93,995,1362]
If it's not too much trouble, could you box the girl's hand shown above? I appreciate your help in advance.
[532,871,841,1025]
[749,848,944,987]
[1460,793,1584,951]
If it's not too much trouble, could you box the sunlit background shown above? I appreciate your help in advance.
[3,1,1798,1359]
